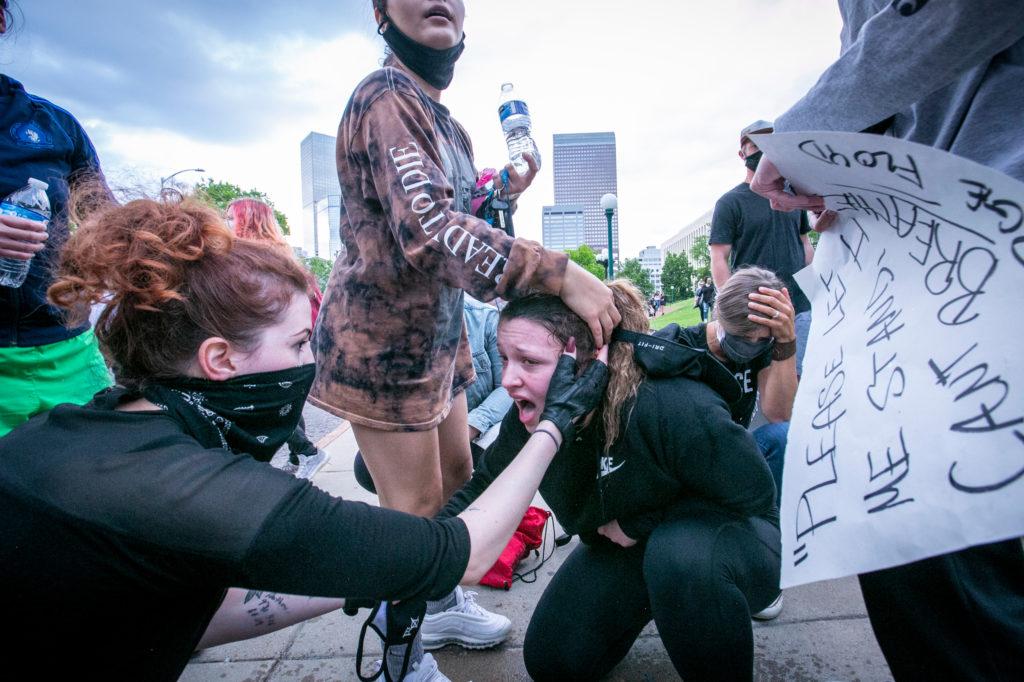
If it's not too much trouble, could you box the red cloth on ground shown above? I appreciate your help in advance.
[479,506,551,590]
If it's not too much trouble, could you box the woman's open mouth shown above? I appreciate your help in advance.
[515,398,540,425]
[424,5,454,23]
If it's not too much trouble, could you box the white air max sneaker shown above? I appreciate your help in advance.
[420,587,512,650]
[368,653,450,682]
[294,449,330,480]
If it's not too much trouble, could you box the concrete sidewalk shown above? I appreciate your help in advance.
[183,424,892,682]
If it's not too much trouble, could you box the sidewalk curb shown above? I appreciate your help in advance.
[314,419,351,451]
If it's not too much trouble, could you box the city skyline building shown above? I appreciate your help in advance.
[546,132,619,256]
[662,208,713,257]
[638,245,664,292]
[300,131,342,259]
[541,205,586,252]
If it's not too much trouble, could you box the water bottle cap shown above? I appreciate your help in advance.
[27,178,50,191]
[501,82,513,92]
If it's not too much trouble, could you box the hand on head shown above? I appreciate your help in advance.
[747,286,796,344]
[560,262,621,347]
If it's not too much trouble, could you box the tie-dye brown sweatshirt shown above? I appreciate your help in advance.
[310,67,567,431]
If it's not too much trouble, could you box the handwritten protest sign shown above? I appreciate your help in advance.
[752,132,1023,589]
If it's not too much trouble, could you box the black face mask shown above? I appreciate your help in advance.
[143,364,316,461]
[613,327,742,404]
[379,14,465,90]
[715,323,773,364]
[744,150,763,172]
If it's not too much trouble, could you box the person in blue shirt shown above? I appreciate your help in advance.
[0,0,112,435]
[461,295,515,458]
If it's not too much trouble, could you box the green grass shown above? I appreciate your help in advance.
[649,297,702,330]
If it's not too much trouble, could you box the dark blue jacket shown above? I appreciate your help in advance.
[1,74,103,347]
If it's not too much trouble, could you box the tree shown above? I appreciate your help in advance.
[661,251,694,302]
[688,234,711,282]
[619,258,653,298]
[565,244,606,280]
[303,256,334,291]
[194,178,290,236]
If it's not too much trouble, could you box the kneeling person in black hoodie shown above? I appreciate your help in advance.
[439,280,781,682]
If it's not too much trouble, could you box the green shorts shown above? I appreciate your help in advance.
[0,329,112,437]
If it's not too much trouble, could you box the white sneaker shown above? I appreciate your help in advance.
[277,460,299,476]
[752,592,784,621]
[421,586,512,650]
[294,449,330,480]
[407,653,451,682]
[367,653,450,682]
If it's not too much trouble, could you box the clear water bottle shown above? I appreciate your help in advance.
[0,178,51,288]
[498,82,541,176]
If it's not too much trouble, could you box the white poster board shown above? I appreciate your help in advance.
[751,132,1024,589]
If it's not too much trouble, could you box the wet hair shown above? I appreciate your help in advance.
[713,266,785,337]
[48,184,309,389]
[499,280,649,452]
[226,197,288,248]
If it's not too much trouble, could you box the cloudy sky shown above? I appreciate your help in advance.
[1,0,843,257]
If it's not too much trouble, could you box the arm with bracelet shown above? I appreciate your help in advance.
[748,286,798,422]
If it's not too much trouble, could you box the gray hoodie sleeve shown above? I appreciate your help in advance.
[775,0,1024,134]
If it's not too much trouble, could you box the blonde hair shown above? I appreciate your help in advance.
[498,279,649,452]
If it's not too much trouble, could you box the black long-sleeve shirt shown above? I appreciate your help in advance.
[0,389,470,680]
[441,374,778,544]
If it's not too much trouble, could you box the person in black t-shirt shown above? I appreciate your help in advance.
[709,120,815,376]
[0,192,607,681]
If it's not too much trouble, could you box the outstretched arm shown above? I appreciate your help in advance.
[197,589,344,650]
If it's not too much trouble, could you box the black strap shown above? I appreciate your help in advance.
[511,514,555,585]
[355,600,426,682]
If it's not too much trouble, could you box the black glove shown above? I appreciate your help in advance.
[540,353,609,441]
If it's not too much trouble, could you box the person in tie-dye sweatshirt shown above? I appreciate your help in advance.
[311,2,617,543]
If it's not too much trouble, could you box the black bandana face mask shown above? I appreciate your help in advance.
[716,323,773,364]
[379,14,465,90]
[613,327,742,404]
[143,363,316,461]
[744,150,763,172]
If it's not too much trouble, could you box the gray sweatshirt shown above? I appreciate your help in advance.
[774,0,1024,182]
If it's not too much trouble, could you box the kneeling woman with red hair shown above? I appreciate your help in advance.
[0,192,607,681]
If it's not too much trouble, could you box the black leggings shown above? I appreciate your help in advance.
[524,508,780,681]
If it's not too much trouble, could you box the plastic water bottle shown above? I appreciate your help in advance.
[0,178,51,288]
[498,82,541,176]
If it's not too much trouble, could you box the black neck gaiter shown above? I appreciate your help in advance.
[143,364,316,461]
[379,15,465,90]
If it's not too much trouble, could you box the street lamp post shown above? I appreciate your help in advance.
[160,167,205,189]
[600,193,617,280]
